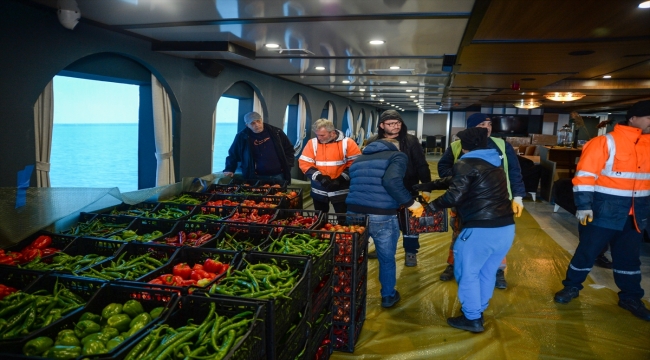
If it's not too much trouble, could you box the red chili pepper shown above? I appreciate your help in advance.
[0,256,16,265]
[193,233,213,246]
[30,235,52,250]
[181,279,197,286]
[178,231,187,245]
[148,278,164,285]
[22,248,42,262]
[173,263,192,280]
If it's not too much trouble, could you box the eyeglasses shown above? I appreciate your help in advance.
[383,121,402,127]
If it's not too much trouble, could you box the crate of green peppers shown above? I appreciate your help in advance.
[20,238,124,274]
[188,205,236,223]
[0,274,103,348]
[73,242,178,282]
[1,283,179,359]
[117,295,266,360]
[103,202,159,218]
[211,224,274,252]
[59,213,136,239]
[147,203,196,221]
[277,303,309,360]
[107,218,177,243]
[157,191,214,205]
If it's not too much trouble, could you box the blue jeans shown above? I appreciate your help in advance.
[351,212,400,298]
[454,225,515,320]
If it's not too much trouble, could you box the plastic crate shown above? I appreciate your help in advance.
[0,231,77,266]
[77,242,178,281]
[132,247,241,295]
[309,273,333,324]
[148,203,196,220]
[31,237,125,273]
[257,179,288,189]
[399,206,448,235]
[267,228,333,294]
[116,295,266,360]
[306,304,333,360]
[1,283,179,359]
[154,220,224,247]
[269,209,321,230]
[235,186,270,196]
[188,205,236,223]
[211,224,274,251]
[332,263,367,307]
[204,194,249,207]
[104,202,159,218]
[268,187,303,209]
[0,274,105,349]
[0,267,42,292]
[231,178,259,186]
[239,195,284,209]
[332,293,366,353]
[277,304,309,360]
[108,217,177,242]
[60,213,135,238]
[226,206,277,225]
[207,184,240,194]
[157,191,214,205]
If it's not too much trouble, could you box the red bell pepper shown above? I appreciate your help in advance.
[22,248,42,262]
[173,263,192,280]
[30,235,52,249]
[148,279,164,285]
[192,263,204,271]
[190,269,210,281]
[203,258,223,274]
[159,274,184,286]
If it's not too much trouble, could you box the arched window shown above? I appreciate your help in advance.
[282,94,309,155]
[366,112,374,138]
[320,101,334,122]
[355,110,365,145]
[343,107,353,138]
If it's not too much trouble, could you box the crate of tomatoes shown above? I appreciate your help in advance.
[225,206,277,225]
[315,213,368,265]
[204,194,248,207]
[269,187,303,209]
[398,201,448,235]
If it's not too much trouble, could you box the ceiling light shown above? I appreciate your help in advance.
[603,75,611,78]
[399,81,407,84]
[410,95,415,98]
[406,89,412,92]
[371,94,376,97]
[391,104,395,107]
[369,40,385,45]
[360,88,366,92]
[342,80,350,84]
[514,100,542,109]
[315,66,325,70]
[380,99,384,102]
[544,92,585,102]
[265,43,280,48]
[414,100,418,102]
[639,1,650,8]
[390,66,400,69]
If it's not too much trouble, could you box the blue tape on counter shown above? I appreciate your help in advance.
[16,165,34,209]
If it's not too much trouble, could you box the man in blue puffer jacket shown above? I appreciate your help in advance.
[346,139,423,308]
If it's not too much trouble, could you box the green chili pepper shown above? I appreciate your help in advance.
[23,336,54,356]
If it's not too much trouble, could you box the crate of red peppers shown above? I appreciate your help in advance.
[240,195,284,209]
[332,293,366,353]
[400,201,448,235]
[269,209,321,231]
[0,231,76,266]
[155,220,224,247]
[226,206,277,225]
[211,224,274,251]
[0,266,42,300]
[207,184,240,195]
[268,187,303,209]
[107,217,177,243]
[134,247,240,295]
[204,194,248,207]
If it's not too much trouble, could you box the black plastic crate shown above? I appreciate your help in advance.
[132,247,241,295]
[231,178,259,186]
[226,206,277,225]
[19,237,125,273]
[269,209,321,230]
[257,179,288,189]
[240,195,284,209]
[332,263,367,306]
[188,205,236,223]
[267,228,333,294]
[268,187,303,209]
[314,214,369,266]
[399,206,448,235]
[60,213,135,238]
[235,186,270,196]
[148,203,196,220]
[154,220,225,247]
[277,304,309,360]
[306,304,333,360]
[105,202,159,218]
[310,273,333,324]
[207,184,240,194]
[76,242,178,281]
[0,274,105,348]
[0,267,42,293]
[108,217,177,243]
[204,194,249,207]
[332,293,366,353]
[116,295,266,360]
[1,283,179,359]
[157,191,214,205]
[0,231,77,266]
[211,224,273,251]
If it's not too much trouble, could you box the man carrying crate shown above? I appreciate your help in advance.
[417,127,515,332]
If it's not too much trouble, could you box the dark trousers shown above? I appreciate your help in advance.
[563,216,644,300]
[313,198,347,214]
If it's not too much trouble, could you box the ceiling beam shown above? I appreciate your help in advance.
[544,79,650,90]
[565,96,650,111]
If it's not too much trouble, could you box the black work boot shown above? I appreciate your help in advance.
[447,314,484,333]
[440,264,455,281]
[618,298,650,321]
[495,269,507,289]
[554,286,580,303]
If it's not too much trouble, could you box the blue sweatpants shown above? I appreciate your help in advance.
[453,225,515,320]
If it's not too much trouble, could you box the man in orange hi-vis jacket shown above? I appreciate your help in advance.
[299,118,362,213]
[554,100,650,321]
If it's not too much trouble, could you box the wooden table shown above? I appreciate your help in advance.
[538,146,582,202]
[521,155,540,164]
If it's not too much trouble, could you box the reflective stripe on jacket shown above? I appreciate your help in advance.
[572,124,650,231]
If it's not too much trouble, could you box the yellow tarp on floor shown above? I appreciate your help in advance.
[331,163,650,360]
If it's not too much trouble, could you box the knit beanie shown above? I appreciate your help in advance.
[379,110,403,124]
[466,113,490,128]
[244,111,262,124]
[626,100,650,120]
[457,127,488,151]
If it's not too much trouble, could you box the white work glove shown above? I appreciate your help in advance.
[422,192,431,202]
[512,196,524,217]
[223,172,234,177]
[408,201,424,218]
[576,210,594,226]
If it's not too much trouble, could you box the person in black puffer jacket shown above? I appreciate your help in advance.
[415,127,514,334]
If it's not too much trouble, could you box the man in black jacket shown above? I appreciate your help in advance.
[223,111,294,183]
[366,110,432,266]
[418,127,515,333]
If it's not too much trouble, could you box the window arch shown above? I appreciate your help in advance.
[343,106,354,138]
[355,110,365,145]
[320,101,335,123]
[282,94,310,155]
[366,112,374,138]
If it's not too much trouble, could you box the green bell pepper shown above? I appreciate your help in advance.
[149,306,164,318]
[81,332,112,346]
[127,312,152,337]
[23,336,54,356]
[82,340,107,356]
[43,345,82,360]
[101,303,123,320]
[74,320,101,338]
[79,312,101,323]
[105,335,124,351]
[122,299,145,317]
[106,314,131,332]
[55,330,80,347]
[101,326,120,339]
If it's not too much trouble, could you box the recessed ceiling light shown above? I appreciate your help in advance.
[386,102,390,104]
[410,95,415,98]
[315,66,325,70]
[603,75,612,78]
[608,112,612,114]
[391,104,395,107]
[380,99,384,102]
[399,81,407,84]
[414,100,418,102]
[265,43,280,48]
[342,80,350,84]
[390,66,400,69]
[371,94,376,97]
[406,89,412,92]
[369,40,385,45]
[360,88,366,92]
[639,1,650,8]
